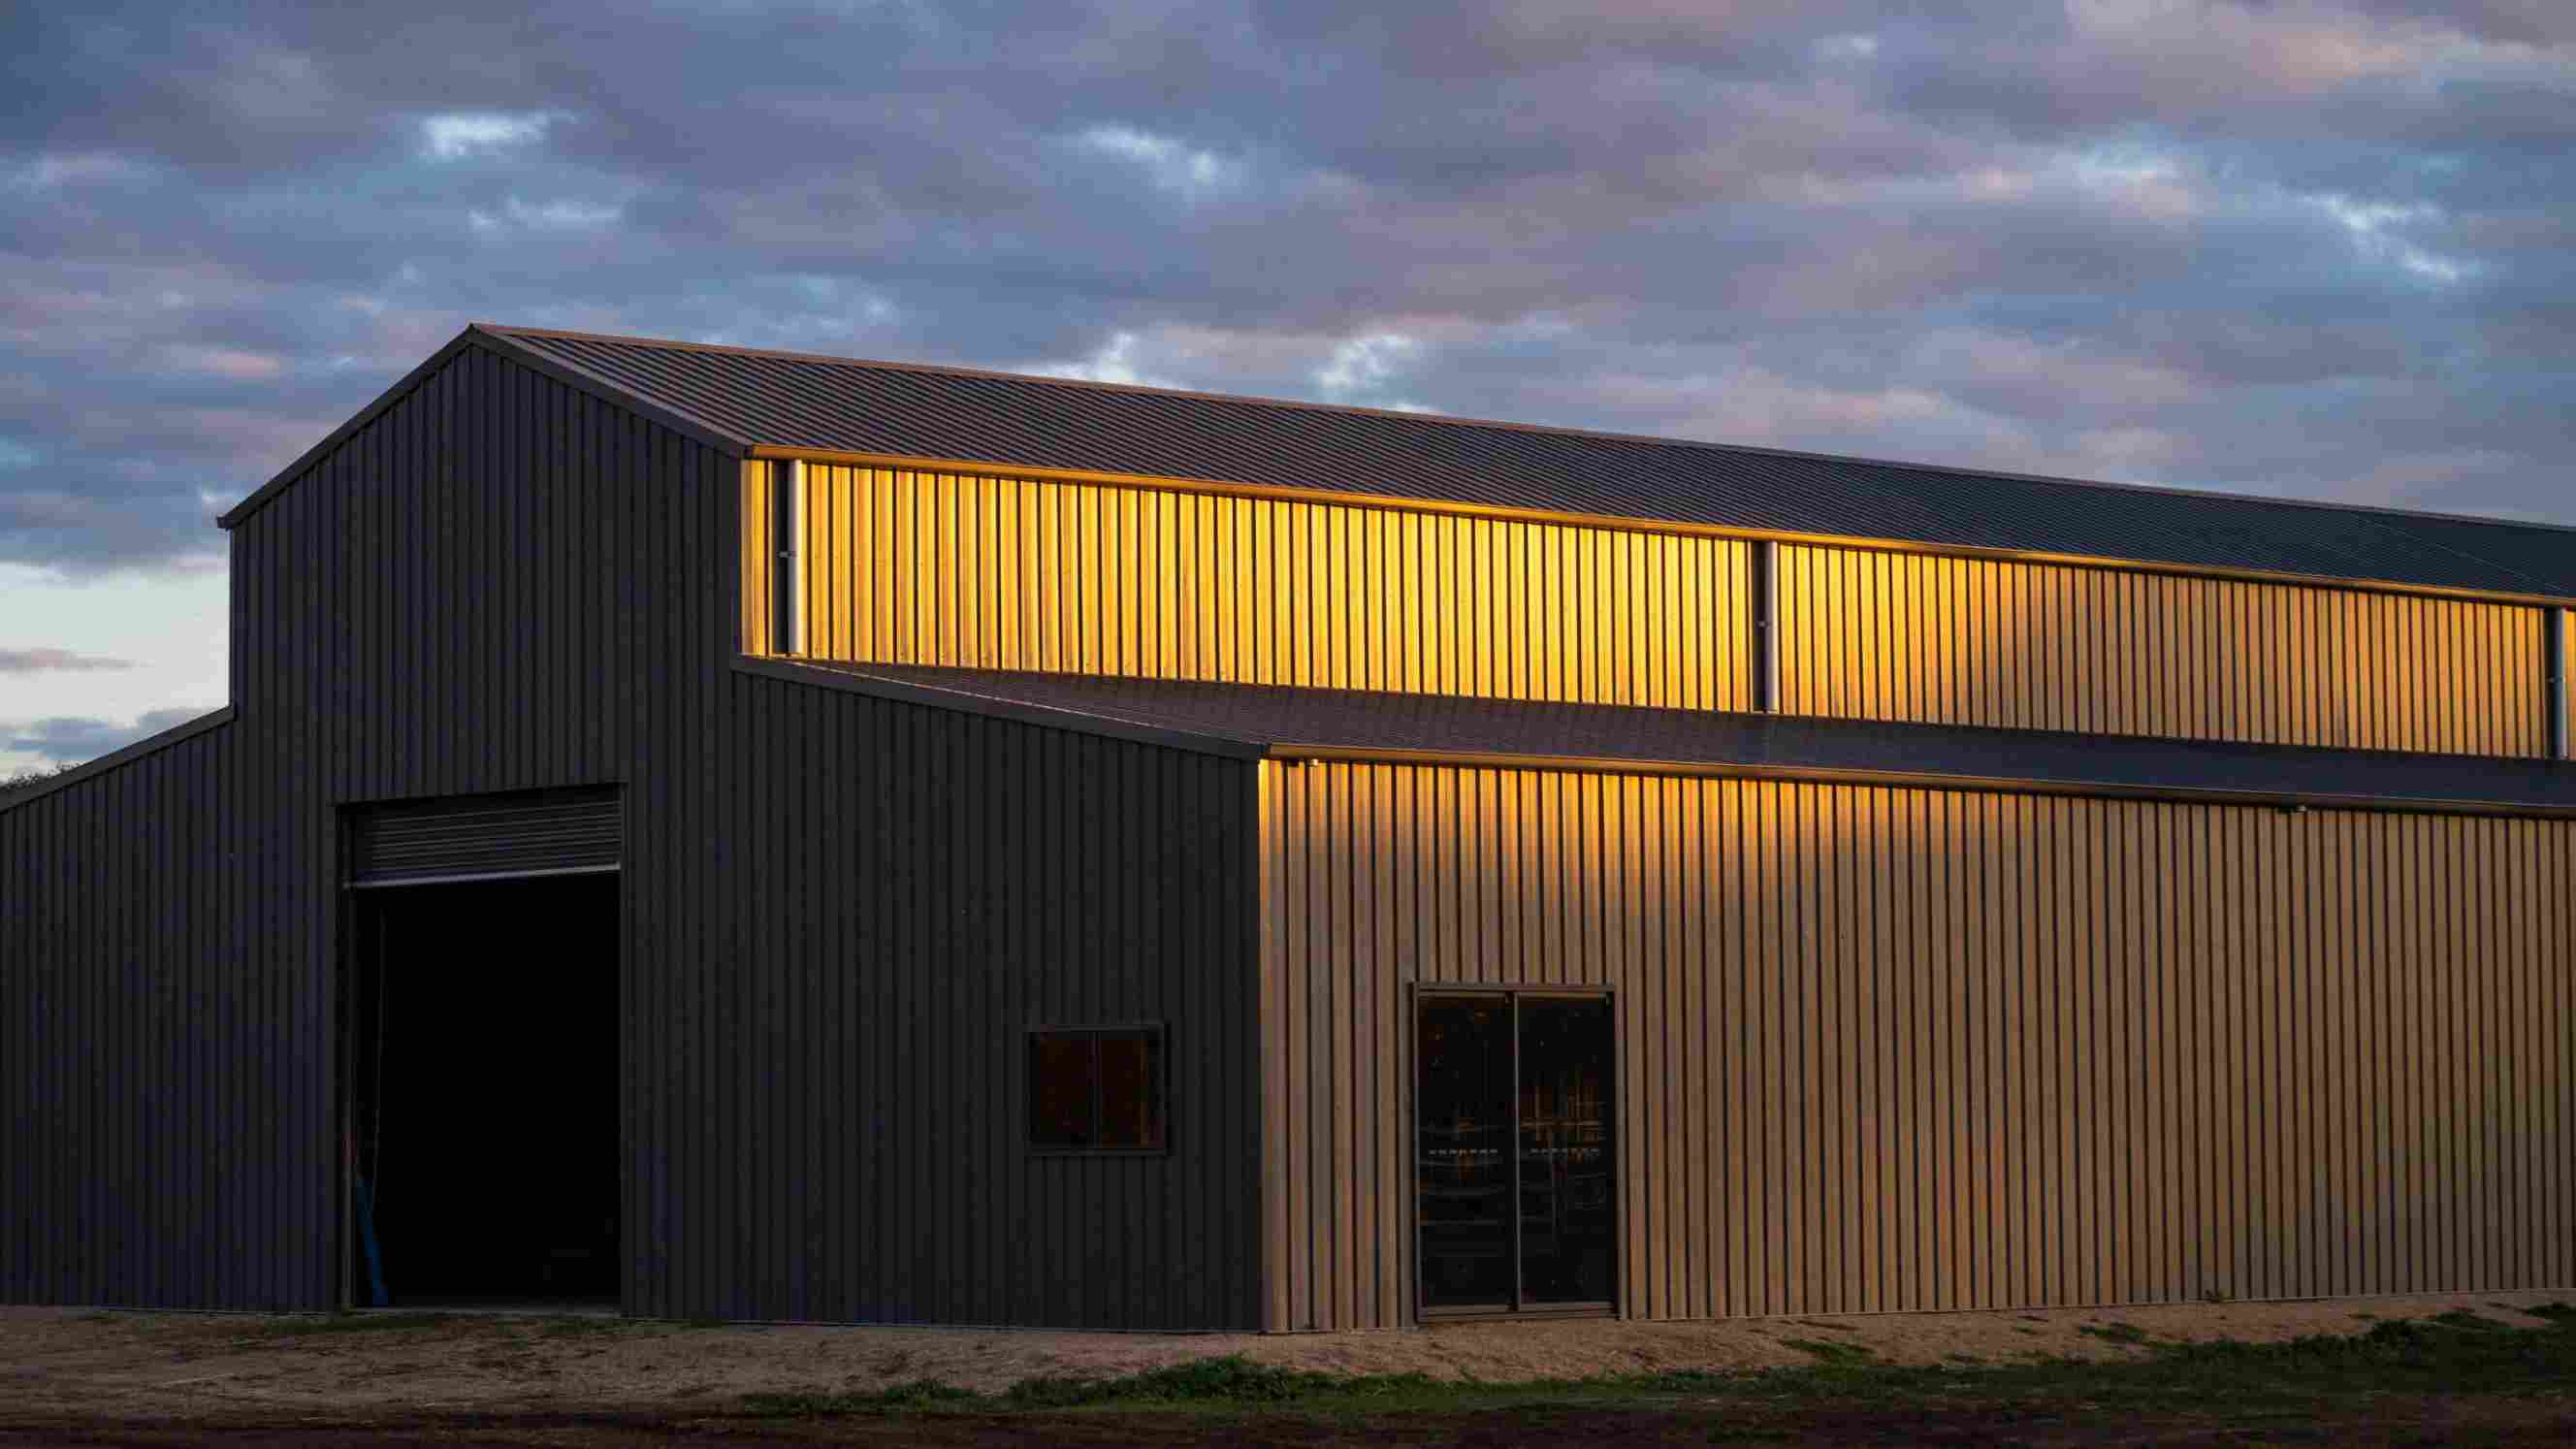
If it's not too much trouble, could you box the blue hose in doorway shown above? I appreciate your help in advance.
[355,1173,389,1306]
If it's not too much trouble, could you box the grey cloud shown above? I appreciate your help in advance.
[2350,0,2576,46]
[0,487,226,571]
[2,0,2572,577]
[3,708,205,765]
[0,648,140,673]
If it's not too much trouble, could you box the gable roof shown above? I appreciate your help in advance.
[232,323,2576,602]
[748,659,2576,819]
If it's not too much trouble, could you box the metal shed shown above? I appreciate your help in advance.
[5,324,2570,1327]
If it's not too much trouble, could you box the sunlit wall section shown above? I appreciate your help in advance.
[1777,545,2546,757]
[739,460,773,653]
[789,465,1755,709]
[1261,759,2576,1329]
[2560,609,2573,758]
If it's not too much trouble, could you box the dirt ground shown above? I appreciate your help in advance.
[0,1290,2565,1427]
[10,1400,2576,1448]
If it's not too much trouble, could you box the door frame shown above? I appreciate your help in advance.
[1406,982,1621,1324]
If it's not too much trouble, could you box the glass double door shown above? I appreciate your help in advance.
[1415,992,1615,1314]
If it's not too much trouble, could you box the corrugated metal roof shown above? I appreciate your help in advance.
[782,661,2576,814]
[484,324,2576,600]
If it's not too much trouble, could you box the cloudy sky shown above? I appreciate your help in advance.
[5,1,2572,773]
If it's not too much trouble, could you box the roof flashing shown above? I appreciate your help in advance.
[756,662,2576,820]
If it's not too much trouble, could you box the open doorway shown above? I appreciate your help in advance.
[344,873,620,1308]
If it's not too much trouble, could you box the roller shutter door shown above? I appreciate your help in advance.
[345,787,621,887]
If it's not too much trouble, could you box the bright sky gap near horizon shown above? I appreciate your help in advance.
[4,2,2572,775]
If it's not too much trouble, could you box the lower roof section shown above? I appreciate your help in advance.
[741,657,2576,819]
[0,705,236,818]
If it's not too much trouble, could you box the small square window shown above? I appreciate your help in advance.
[1028,1025,1165,1152]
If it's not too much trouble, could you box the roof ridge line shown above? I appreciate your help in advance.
[481,322,2576,543]
[467,324,754,453]
[219,327,756,531]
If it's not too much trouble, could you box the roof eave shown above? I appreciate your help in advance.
[1265,743,2576,821]
[0,706,237,818]
[486,326,2576,550]
[745,658,2576,821]
[467,324,753,460]
[749,444,2576,612]
[733,656,1268,760]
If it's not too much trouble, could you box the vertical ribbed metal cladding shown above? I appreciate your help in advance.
[5,339,1261,1326]
[722,674,1262,1329]
[1259,761,2576,1331]
[0,343,706,1314]
[2,727,233,1308]
[779,464,1755,711]
[740,459,772,655]
[1777,544,2548,757]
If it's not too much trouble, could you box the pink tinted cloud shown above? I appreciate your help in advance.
[153,344,286,380]
[0,647,141,673]
[171,406,335,474]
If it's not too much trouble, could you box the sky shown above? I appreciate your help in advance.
[4,1,2573,774]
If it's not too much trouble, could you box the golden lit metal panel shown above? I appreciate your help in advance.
[2557,608,2572,758]
[1777,545,2548,757]
[738,460,771,655]
[783,465,1756,711]
[745,467,2553,759]
[1260,760,2576,1330]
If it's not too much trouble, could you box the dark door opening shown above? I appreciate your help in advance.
[1416,991,1615,1316]
[344,873,620,1308]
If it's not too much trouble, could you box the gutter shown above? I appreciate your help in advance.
[750,445,2576,614]
[741,656,2576,822]
[1261,743,2576,822]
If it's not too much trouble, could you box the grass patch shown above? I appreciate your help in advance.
[1005,1357,1449,1409]
[742,1379,989,1415]
[2077,1321,2152,1346]
[731,1305,2576,1425]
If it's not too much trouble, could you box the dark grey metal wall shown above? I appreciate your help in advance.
[703,671,1260,1327]
[4,340,1264,1327]
[2,720,256,1309]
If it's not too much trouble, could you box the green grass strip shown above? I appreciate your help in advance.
[735,1302,2576,1420]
